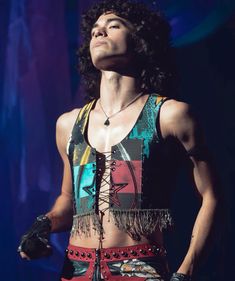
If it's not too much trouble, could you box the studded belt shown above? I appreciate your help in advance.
[66,242,166,262]
[64,243,167,280]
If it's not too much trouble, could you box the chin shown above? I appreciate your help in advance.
[93,56,132,72]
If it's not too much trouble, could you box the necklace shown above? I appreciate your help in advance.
[99,92,143,126]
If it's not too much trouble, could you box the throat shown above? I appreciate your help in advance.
[99,92,144,127]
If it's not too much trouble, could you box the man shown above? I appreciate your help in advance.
[19,1,219,280]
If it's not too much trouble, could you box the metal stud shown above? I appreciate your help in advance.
[155,248,160,253]
[139,249,147,254]
[75,251,79,256]
[104,253,110,258]
[121,251,128,257]
[81,252,85,257]
[130,250,137,256]
[70,250,74,255]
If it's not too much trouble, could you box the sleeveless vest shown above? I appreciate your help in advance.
[67,94,173,240]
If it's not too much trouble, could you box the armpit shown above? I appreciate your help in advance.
[186,144,211,161]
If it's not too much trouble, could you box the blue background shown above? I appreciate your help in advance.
[0,0,235,280]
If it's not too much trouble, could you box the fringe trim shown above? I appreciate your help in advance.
[110,208,173,241]
[70,209,173,240]
[70,211,103,237]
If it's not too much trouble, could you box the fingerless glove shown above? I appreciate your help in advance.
[18,215,52,259]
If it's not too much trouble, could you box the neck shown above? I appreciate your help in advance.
[99,70,142,115]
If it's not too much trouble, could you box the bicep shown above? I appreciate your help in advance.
[56,115,73,198]
[166,102,219,199]
[179,116,218,199]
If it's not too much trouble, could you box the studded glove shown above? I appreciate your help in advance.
[170,272,191,281]
[18,215,52,259]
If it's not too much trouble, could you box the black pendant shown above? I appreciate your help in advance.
[104,118,110,126]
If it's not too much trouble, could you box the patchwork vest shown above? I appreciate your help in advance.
[67,94,173,240]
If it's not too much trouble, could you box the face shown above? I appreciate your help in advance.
[89,12,134,71]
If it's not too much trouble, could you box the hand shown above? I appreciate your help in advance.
[170,272,191,281]
[18,215,52,259]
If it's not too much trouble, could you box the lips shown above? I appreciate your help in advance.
[93,41,107,48]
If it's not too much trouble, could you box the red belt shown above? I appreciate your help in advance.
[66,242,166,261]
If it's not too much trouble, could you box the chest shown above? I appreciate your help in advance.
[86,96,149,153]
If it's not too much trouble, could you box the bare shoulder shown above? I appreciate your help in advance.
[160,99,191,121]
[56,108,81,132]
[159,99,195,139]
[56,108,81,155]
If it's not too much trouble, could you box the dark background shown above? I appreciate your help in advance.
[0,0,234,280]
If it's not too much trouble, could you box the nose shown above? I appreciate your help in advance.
[93,27,107,38]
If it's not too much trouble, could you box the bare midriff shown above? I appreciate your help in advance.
[69,150,164,249]
[69,215,164,248]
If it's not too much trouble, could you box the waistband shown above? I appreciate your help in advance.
[65,242,167,262]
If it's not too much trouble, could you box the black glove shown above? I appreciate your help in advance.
[18,215,52,259]
[170,272,191,281]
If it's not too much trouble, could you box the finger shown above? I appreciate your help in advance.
[20,252,31,260]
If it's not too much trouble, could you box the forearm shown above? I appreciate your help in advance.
[177,196,218,276]
[46,193,74,232]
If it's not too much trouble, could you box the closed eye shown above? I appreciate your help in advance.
[109,25,120,29]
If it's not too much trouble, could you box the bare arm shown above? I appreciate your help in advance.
[19,110,79,260]
[46,110,80,232]
[160,100,220,277]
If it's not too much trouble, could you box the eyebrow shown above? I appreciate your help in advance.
[92,18,128,30]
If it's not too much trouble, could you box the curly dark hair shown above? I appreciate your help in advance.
[78,0,178,100]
